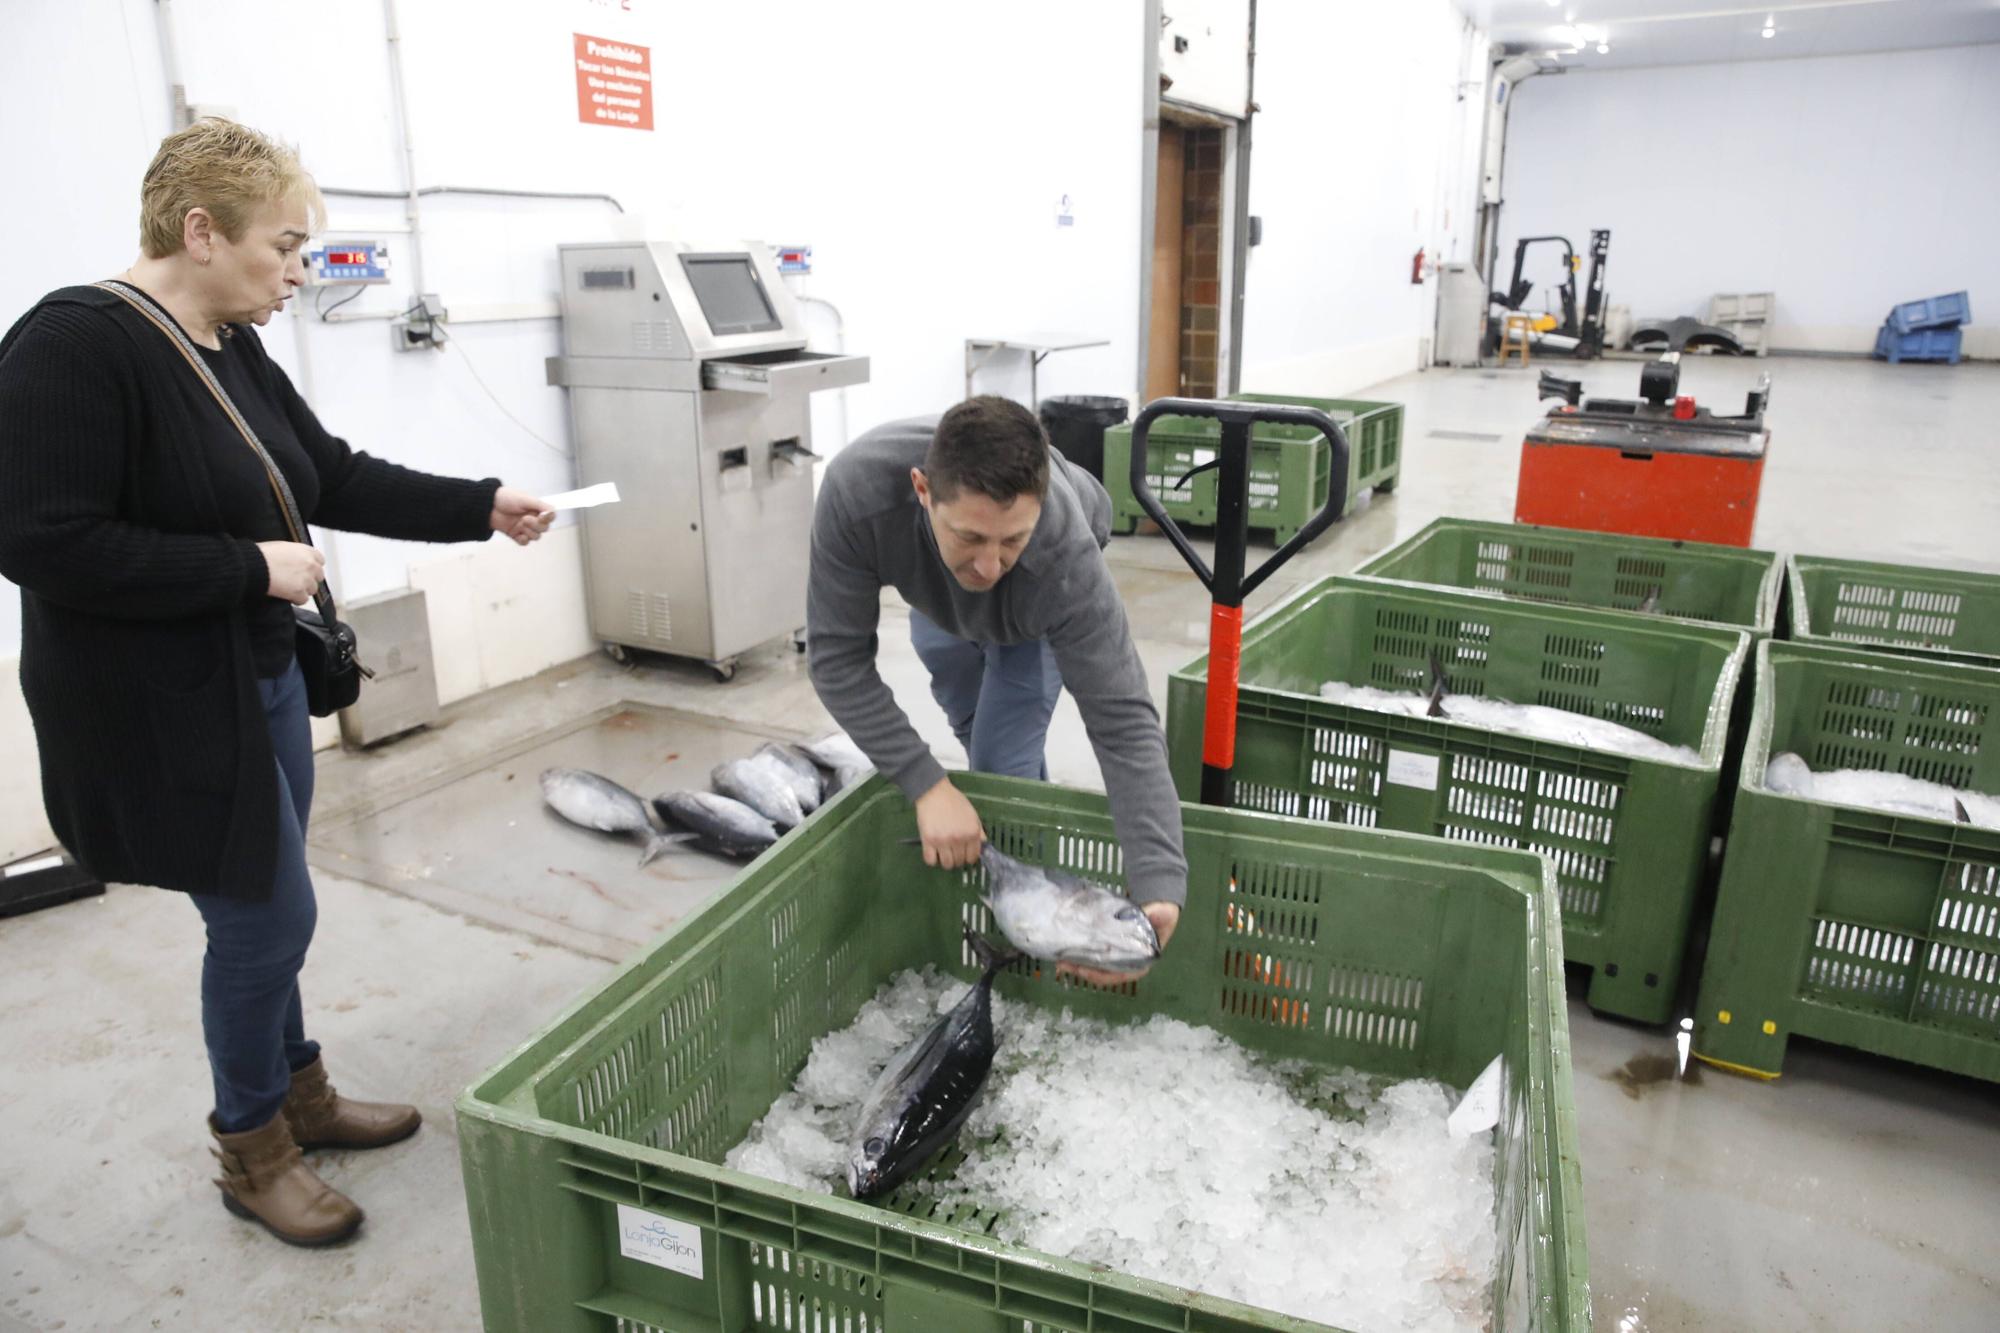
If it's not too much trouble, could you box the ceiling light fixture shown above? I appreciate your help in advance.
[1597,41,1611,54]
[1762,13,1776,37]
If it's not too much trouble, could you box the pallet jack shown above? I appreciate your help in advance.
[1125,399,1351,805]
[1516,355,1772,547]
[1490,229,1611,360]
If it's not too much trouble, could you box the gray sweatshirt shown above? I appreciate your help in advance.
[807,416,1188,908]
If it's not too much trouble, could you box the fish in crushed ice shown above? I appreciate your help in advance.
[1762,752,2000,828]
[847,930,1015,1200]
[540,768,686,866]
[653,791,778,858]
[713,756,805,830]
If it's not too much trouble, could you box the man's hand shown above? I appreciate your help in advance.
[1060,901,1181,988]
[915,776,984,870]
[490,486,555,546]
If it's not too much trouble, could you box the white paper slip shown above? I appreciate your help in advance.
[615,1204,704,1277]
[542,482,621,511]
[1448,1055,1505,1138]
[1385,749,1441,790]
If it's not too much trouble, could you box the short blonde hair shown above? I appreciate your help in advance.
[138,118,327,259]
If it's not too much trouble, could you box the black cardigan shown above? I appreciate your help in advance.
[0,285,500,900]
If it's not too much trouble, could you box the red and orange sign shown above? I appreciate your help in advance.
[574,33,653,131]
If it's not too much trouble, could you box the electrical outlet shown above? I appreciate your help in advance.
[390,294,448,353]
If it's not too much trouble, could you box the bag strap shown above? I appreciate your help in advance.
[95,279,342,631]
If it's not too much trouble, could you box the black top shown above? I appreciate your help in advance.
[197,335,322,676]
[0,285,502,900]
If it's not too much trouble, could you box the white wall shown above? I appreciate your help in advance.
[1501,44,2000,357]
[0,0,1487,860]
[1240,0,1488,395]
[0,0,1159,858]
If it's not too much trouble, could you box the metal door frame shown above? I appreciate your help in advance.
[1136,0,1256,404]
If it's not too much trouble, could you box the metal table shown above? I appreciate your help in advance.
[963,332,1110,405]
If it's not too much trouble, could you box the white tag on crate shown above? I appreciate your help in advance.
[1385,749,1441,790]
[616,1204,704,1278]
[1448,1055,1505,1138]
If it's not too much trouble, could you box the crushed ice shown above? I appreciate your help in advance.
[1318,679,1703,765]
[726,969,1498,1331]
[1764,751,2000,827]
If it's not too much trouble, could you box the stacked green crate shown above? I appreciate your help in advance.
[1358,519,1784,834]
[1102,394,1403,545]
[1359,519,1782,633]
[1166,577,1748,1023]
[458,773,1587,1333]
[1694,640,2000,1082]
[1786,555,2000,667]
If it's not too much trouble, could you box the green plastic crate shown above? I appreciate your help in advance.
[1167,577,1749,1024]
[1693,640,2000,1082]
[1103,395,1403,545]
[1786,554,2000,667]
[1357,518,1783,635]
[458,773,1587,1333]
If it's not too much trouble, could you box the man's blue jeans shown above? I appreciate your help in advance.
[908,609,1064,780]
[187,660,321,1133]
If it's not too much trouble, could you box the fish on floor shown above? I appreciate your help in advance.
[753,742,823,813]
[540,768,687,866]
[847,930,1017,1200]
[800,731,874,795]
[713,756,805,830]
[653,791,779,858]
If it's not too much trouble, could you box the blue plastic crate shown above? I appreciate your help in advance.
[1874,324,1963,365]
[1886,291,1970,334]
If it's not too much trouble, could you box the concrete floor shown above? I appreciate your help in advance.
[3,354,1998,1331]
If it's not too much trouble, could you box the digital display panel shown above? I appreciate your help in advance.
[680,254,780,336]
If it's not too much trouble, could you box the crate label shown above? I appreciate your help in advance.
[616,1204,704,1278]
[1386,749,1441,789]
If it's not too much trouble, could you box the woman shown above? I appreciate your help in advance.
[0,119,557,1247]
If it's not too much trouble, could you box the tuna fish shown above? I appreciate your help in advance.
[801,732,874,794]
[540,768,685,866]
[653,791,779,858]
[754,743,823,812]
[1426,651,1450,720]
[713,757,805,830]
[939,842,1161,974]
[847,930,1016,1200]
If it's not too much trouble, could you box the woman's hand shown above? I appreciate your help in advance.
[258,541,326,605]
[490,487,556,546]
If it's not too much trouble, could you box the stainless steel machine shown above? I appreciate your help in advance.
[548,240,868,680]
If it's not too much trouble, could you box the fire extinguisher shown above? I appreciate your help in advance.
[1411,248,1426,284]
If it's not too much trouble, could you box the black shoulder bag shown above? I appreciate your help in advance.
[98,280,373,716]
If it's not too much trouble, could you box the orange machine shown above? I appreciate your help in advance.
[1515,356,1770,547]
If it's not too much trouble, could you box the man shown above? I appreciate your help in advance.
[807,396,1185,982]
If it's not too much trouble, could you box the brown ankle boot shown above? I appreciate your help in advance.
[283,1055,422,1151]
[210,1112,363,1247]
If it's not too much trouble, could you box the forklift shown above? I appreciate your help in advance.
[1489,228,1610,359]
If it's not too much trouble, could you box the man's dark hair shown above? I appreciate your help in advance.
[924,396,1050,504]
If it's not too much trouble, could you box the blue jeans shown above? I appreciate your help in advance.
[909,609,1064,780]
[189,660,321,1133]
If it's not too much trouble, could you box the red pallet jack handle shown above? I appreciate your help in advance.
[1127,398,1352,806]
